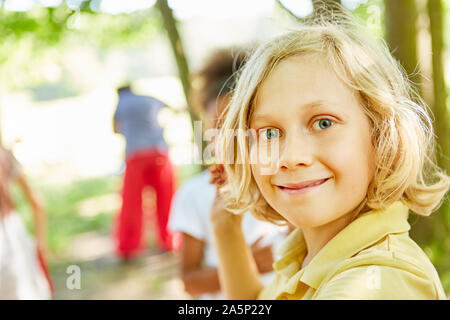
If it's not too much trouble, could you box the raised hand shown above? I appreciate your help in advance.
[208,164,242,227]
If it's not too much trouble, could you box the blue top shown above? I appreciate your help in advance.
[114,89,168,157]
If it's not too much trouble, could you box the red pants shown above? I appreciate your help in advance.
[114,148,175,259]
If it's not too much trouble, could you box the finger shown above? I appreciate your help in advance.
[251,235,264,249]
[209,167,218,175]
[210,177,221,185]
[259,245,273,253]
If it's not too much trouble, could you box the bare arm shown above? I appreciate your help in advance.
[209,165,264,300]
[15,172,48,258]
[180,233,221,296]
[180,232,274,297]
[210,197,264,300]
[113,118,120,134]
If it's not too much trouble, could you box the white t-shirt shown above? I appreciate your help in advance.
[0,211,51,299]
[168,170,287,299]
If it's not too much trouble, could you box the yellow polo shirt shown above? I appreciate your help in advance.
[258,201,446,300]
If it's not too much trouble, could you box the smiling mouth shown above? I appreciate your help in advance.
[277,178,330,195]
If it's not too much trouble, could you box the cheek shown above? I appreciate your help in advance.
[251,162,265,189]
[251,162,273,199]
[321,129,374,187]
[250,142,280,208]
[249,141,279,177]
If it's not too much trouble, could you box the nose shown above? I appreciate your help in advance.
[279,134,314,170]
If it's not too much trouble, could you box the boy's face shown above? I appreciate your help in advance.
[249,55,375,228]
[205,95,230,131]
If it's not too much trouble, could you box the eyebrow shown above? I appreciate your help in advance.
[251,100,329,124]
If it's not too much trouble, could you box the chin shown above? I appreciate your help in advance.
[293,216,330,229]
[276,205,338,229]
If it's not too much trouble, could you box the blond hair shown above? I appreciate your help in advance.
[216,8,449,224]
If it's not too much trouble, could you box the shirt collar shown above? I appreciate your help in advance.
[273,201,411,292]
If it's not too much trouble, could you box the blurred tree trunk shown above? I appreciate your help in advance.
[385,0,449,252]
[428,0,449,174]
[384,0,421,93]
[312,0,343,17]
[313,0,341,10]
[276,0,341,22]
[156,0,204,169]
[156,0,199,124]
[384,0,425,242]
[424,0,449,259]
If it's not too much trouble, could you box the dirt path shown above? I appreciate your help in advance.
[49,231,192,300]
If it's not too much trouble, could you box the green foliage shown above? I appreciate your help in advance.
[12,175,121,256]
[0,2,161,90]
[445,0,450,51]
[352,0,384,37]
[11,165,198,258]
[0,2,160,47]
[425,201,450,293]
[71,10,161,49]
[0,7,69,46]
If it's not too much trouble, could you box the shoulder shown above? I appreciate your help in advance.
[147,96,165,108]
[169,171,214,238]
[315,234,445,299]
[170,171,215,219]
[0,148,21,179]
[315,264,439,300]
[174,171,213,201]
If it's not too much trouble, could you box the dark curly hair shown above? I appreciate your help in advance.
[191,47,249,117]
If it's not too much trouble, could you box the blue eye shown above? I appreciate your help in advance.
[259,128,279,141]
[312,119,334,131]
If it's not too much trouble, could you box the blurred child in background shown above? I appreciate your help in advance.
[113,85,176,259]
[0,144,53,299]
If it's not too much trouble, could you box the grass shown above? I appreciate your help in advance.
[12,164,202,259]
[12,174,121,258]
